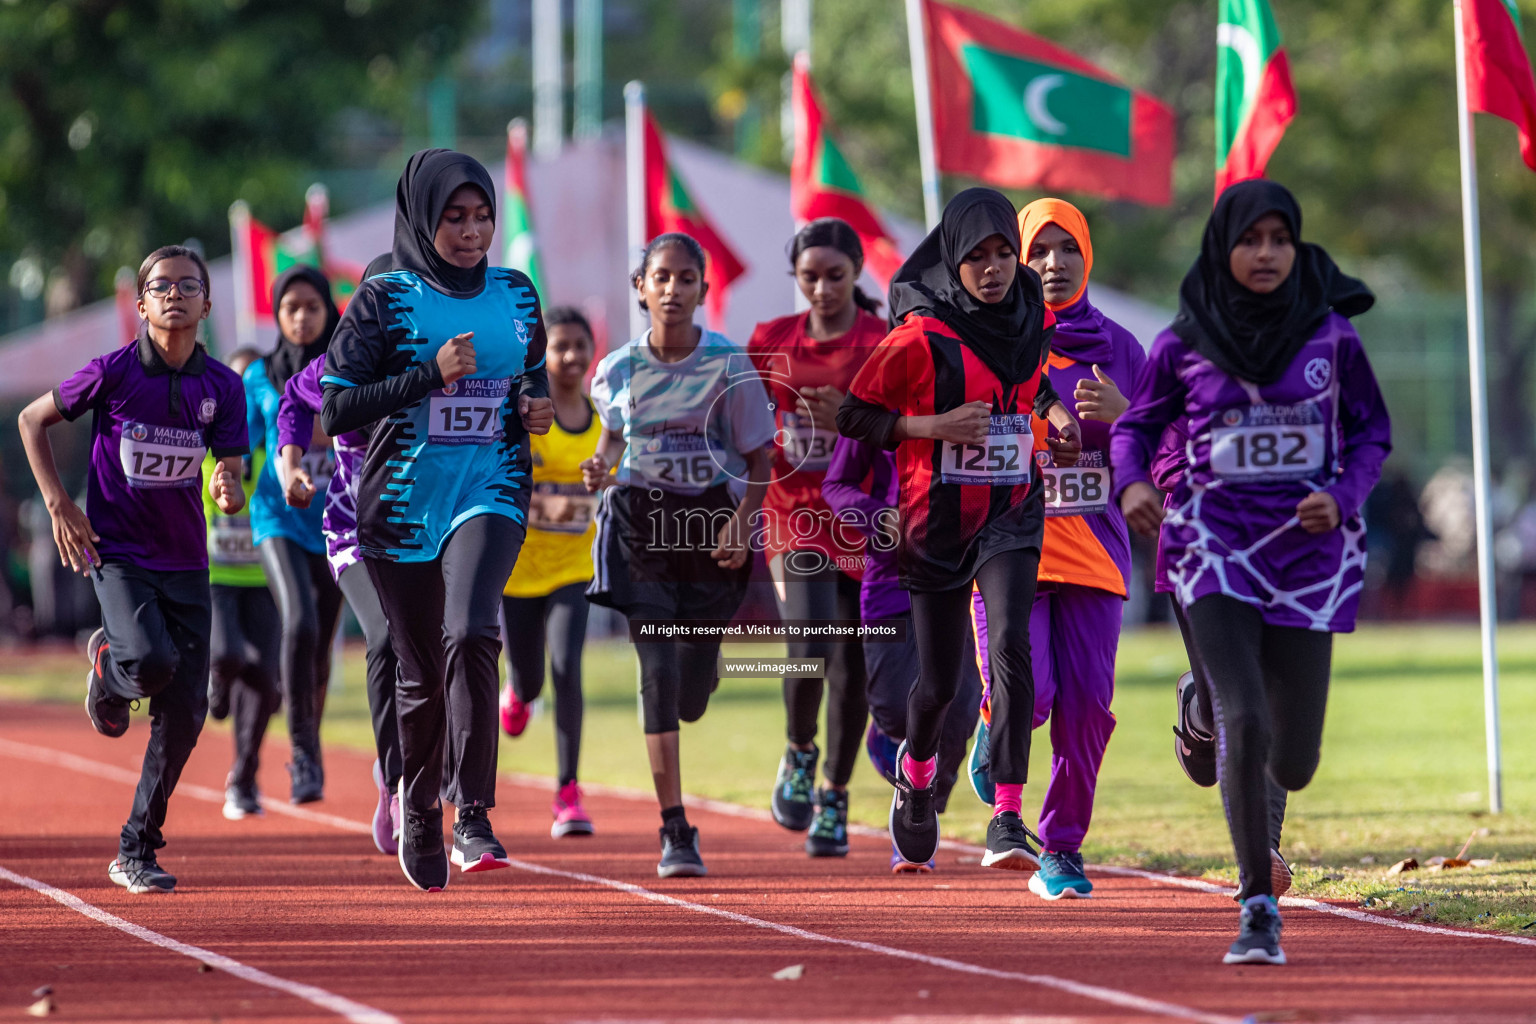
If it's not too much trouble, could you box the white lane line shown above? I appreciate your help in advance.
[0,864,400,1024]
[1,738,1232,1024]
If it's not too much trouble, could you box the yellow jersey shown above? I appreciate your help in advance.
[504,397,603,598]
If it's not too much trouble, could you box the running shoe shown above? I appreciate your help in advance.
[888,740,940,866]
[1174,671,1218,788]
[805,788,849,858]
[968,721,995,806]
[84,628,130,738]
[397,784,448,892]
[550,781,595,838]
[865,722,899,782]
[390,792,401,848]
[108,855,175,894]
[1029,850,1092,899]
[371,760,396,855]
[1223,894,1286,965]
[982,811,1041,872]
[450,803,511,872]
[222,781,262,821]
[1271,848,1293,899]
[657,819,707,878]
[889,838,934,874]
[770,743,818,831]
[288,757,323,805]
[499,685,530,737]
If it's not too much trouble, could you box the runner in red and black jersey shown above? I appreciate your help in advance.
[837,188,1082,871]
[749,218,885,857]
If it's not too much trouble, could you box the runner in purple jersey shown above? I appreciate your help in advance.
[17,245,248,895]
[1111,180,1389,966]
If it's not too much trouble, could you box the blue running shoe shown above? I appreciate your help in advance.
[771,743,819,831]
[865,722,899,782]
[1028,850,1093,899]
[889,838,934,874]
[968,721,995,806]
[1223,895,1286,965]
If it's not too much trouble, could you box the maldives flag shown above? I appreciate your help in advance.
[503,118,543,291]
[921,0,1175,206]
[642,111,747,329]
[230,193,360,350]
[790,54,903,289]
[1461,0,1536,171]
[1216,0,1299,194]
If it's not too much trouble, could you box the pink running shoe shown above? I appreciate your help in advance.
[499,685,530,737]
[371,760,397,855]
[550,781,595,838]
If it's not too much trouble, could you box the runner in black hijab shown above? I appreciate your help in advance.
[391,148,497,298]
[265,264,339,394]
[1171,179,1374,386]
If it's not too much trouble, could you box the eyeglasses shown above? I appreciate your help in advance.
[143,277,205,298]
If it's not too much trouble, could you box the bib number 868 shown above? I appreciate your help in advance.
[1041,469,1104,504]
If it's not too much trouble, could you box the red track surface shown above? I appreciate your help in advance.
[3,699,1534,1024]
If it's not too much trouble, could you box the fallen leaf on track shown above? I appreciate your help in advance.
[1387,858,1418,875]
[26,996,54,1017]
[771,964,804,981]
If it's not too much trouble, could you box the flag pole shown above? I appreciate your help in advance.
[228,200,256,352]
[1452,0,1503,815]
[904,0,941,229]
[624,80,648,340]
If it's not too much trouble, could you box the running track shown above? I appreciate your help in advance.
[2,700,1533,1024]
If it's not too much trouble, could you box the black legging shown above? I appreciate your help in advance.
[367,514,525,814]
[909,548,1038,784]
[1185,595,1332,901]
[259,536,343,767]
[775,557,867,787]
[209,584,281,789]
[337,562,402,792]
[502,582,589,785]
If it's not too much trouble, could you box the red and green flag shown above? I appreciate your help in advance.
[920,0,1175,206]
[1216,0,1299,194]
[230,187,360,351]
[1461,0,1536,171]
[503,118,543,291]
[790,53,903,290]
[641,110,747,330]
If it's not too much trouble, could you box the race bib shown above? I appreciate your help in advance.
[636,433,715,489]
[529,482,598,534]
[1038,450,1112,517]
[939,414,1032,486]
[428,378,510,446]
[300,444,335,491]
[120,422,204,489]
[209,514,259,565]
[1210,404,1326,481]
[777,409,832,472]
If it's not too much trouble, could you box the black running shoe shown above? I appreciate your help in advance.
[84,629,130,738]
[1224,895,1286,965]
[657,819,707,878]
[288,757,324,805]
[1174,671,1218,788]
[888,740,939,866]
[982,811,1042,871]
[770,743,818,831]
[397,782,448,892]
[451,803,510,873]
[108,855,175,894]
[805,788,849,858]
[222,780,262,820]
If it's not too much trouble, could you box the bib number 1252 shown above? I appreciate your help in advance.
[939,414,1032,486]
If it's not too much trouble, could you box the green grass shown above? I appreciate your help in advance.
[6,623,1534,934]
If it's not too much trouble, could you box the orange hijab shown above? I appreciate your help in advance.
[1018,198,1093,311]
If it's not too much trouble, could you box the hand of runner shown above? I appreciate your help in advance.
[521,395,554,434]
[711,512,749,569]
[435,332,477,385]
[1046,416,1083,468]
[580,452,609,493]
[1295,491,1341,534]
[211,464,244,515]
[48,498,100,576]
[931,401,992,444]
[285,465,316,509]
[1074,365,1128,424]
[1119,481,1165,538]
[801,385,844,433]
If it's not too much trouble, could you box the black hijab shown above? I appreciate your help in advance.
[1171,179,1374,386]
[362,252,394,280]
[888,187,1051,387]
[391,148,497,298]
[266,264,339,393]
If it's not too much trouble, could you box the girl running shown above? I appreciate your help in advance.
[17,245,248,893]
[1112,179,1388,964]
[749,217,884,857]
[203,347,281,821]
[837,188,1081,870]
[322,149,552,891]
[499,305,602,839]
[245,265,343,805]
[584,232,774,878]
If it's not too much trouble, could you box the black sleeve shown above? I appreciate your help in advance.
[321,362,443,436]
[517,305,550,403]
[837,392,900,452]
[1033,372,1062,419]
[319,281,445,436]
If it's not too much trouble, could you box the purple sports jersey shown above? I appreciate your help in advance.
[821,436,908,621]
[53,332,248,571]
[1111,314,1391,632]
[278,358,366,580]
